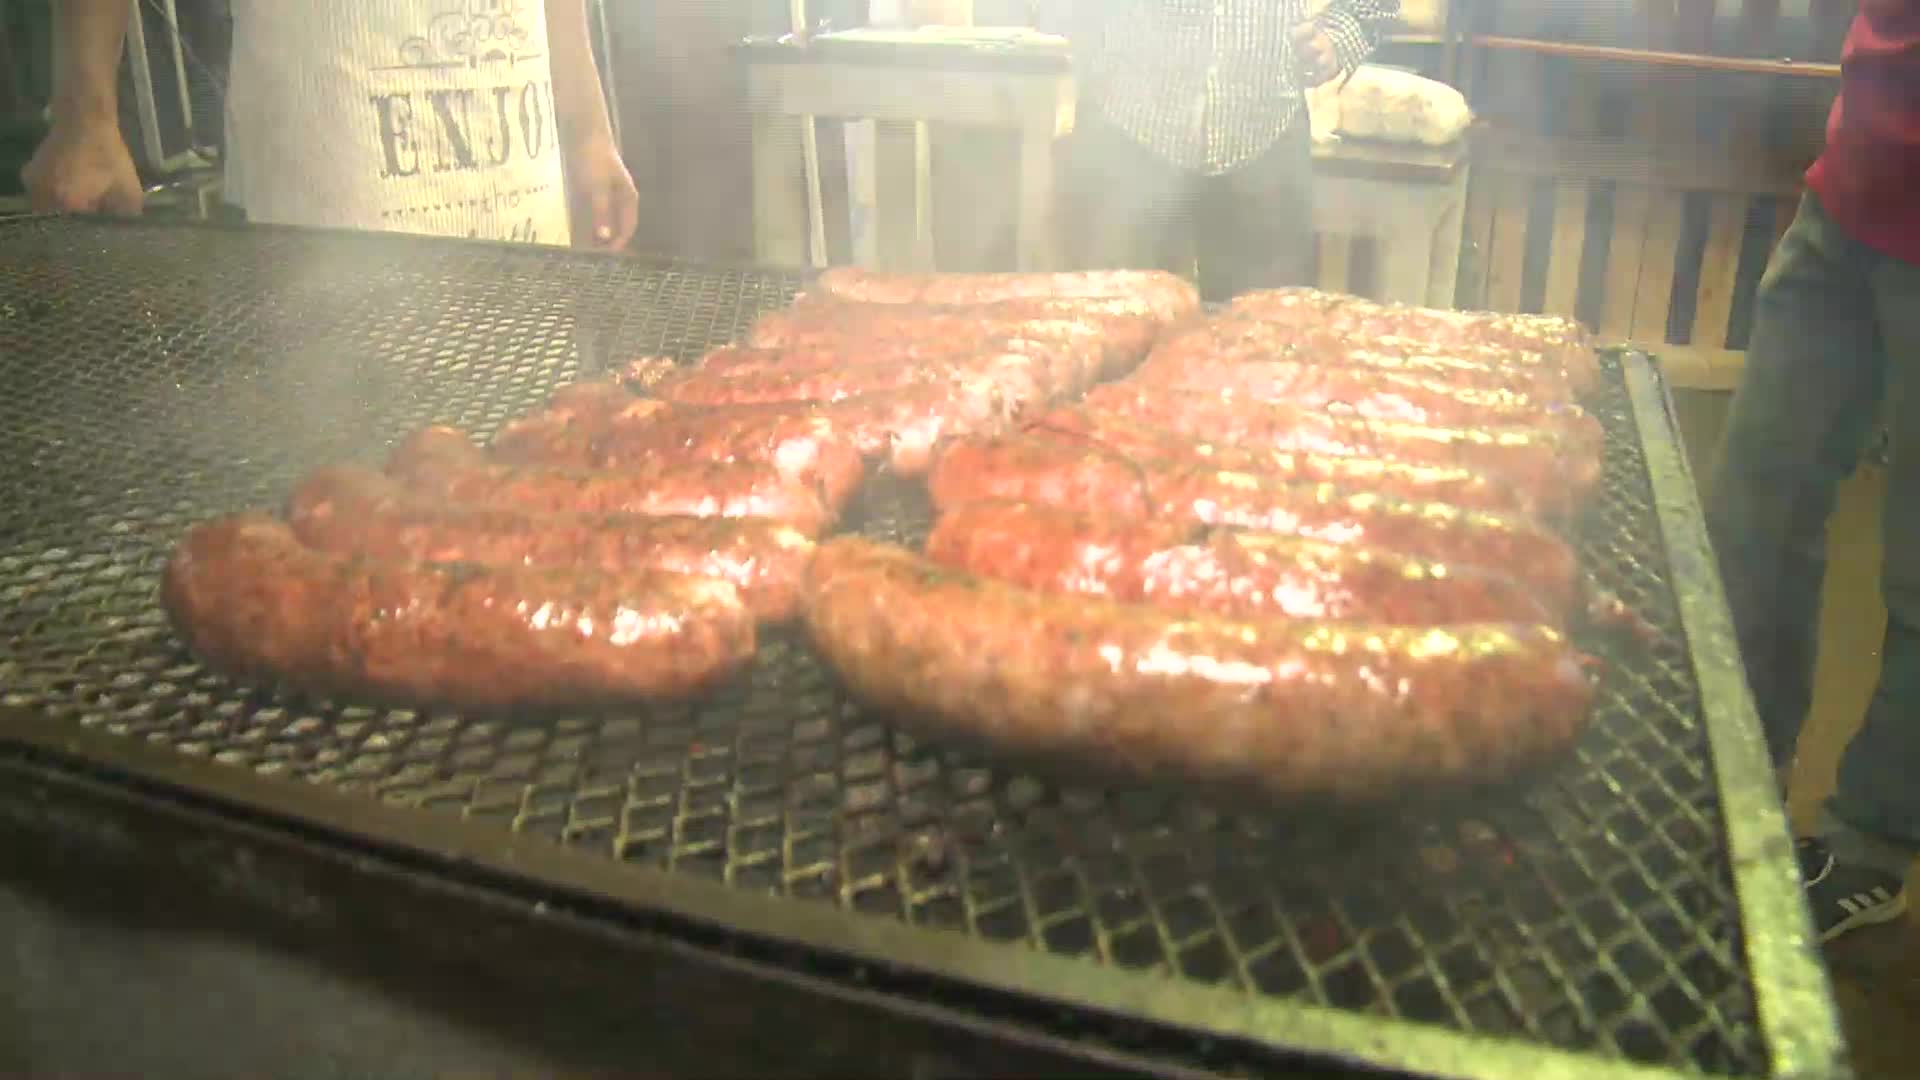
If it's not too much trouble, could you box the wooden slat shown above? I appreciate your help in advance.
[1471,129,1806,197]
[1542,180,1590,317]
[1675,0,1716,54]
[1631,191,1686,341]
[1601,183,1653,339]
[1318,234,1356,294]
[874,119,924,270]
[1457,172,1499,310]
[1657,344,1747,391]
[1737,0,1782,55]
[1637,0,1678,50]
[1484,173,1532,313]
[1691,193,1748,348]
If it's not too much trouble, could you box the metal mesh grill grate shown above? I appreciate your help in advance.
[0,218,1767,1075]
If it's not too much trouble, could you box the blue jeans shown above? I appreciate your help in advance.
[1706,192,1920,855]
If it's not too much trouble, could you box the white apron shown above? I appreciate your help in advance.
[224,1,574,246]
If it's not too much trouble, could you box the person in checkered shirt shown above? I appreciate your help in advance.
[1056,0,1398,301]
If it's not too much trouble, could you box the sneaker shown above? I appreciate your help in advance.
[1796,837,1909,943]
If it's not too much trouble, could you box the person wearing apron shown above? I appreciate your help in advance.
[23,0,637,250]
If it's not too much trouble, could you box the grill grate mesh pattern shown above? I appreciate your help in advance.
[0,218,1764,1075]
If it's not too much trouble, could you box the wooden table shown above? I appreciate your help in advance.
[1311,136,1471,308]
[743,33,1471,305]
[739,29,1076,272]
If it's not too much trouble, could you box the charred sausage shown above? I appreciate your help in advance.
[803,538,1593,802]
[925,501,1560,625]
[162,514,756,709]
[288,465,815,621]
[388,427,837,537]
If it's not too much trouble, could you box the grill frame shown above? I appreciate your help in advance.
[0,216,1844,1079]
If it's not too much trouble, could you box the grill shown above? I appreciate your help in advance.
[0,217,1840,1079]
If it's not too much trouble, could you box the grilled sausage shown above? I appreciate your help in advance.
[803,538,1593,802]
[655,348,1069,411]
[808,267,1203,325]
[1146,319,1579,403]
[495,401,871,507]
[926,432,1580,613]
[1129,354,1603,456]
[1029,408,1540,517]
[697,333,1108,389]
[926,434,1579,611]
[929,433,1152,518]
[1228,290,1600,391]
[1082,383,1601,507]
[389,427,837,537]
[807,379,1040,475]
[162,515,756,709]
[490,380,672,468]
[926,501,1560,625]
[288,465,815,621]
[747,303,1156,379]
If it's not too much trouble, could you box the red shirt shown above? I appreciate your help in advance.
[1806,1,1920,265]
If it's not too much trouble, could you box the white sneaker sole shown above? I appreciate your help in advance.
[1820,892,1909,944]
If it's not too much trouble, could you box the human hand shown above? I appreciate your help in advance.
[1290,23,1341,88]
[21,121,143,216]
[564,135,639,251]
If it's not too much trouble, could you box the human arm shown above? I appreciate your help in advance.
[545,0,639,250]
[1297,0,1401,86]
[20,0,143,215]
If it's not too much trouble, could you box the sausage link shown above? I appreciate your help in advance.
[925,432,1579,612]
[163,515,756,709]
[388,427,837,537]
[585,410,867,509]
[1082,383,1601,508]
[1031,408,1538,517]
[1147,319,1578,403]
[804,538,1593,802]
[926,501,1559,625]
[809,268,1203,325]
[1131,354,1602,457]
[288,465,815,621]
[808,379,1038,475]
[1228,290,1600,391]
[747,303,1155,379]
[657,348,1069,411]
[928,433,1152,518]
[490,380,671,468]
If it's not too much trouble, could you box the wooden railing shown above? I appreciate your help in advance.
[1308,0,1845,391]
